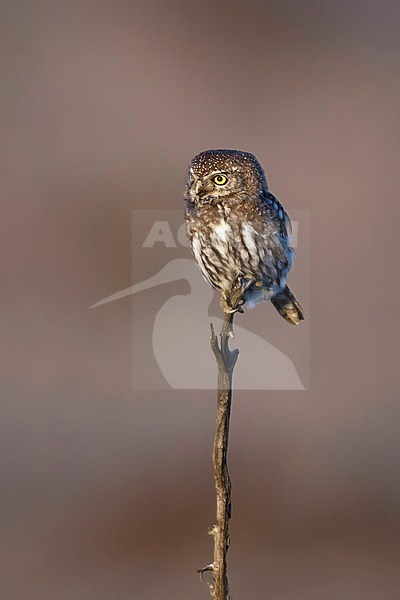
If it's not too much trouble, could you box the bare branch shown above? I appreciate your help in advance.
[200,278,245,600]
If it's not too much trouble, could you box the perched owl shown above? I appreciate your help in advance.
[184,149,304,324]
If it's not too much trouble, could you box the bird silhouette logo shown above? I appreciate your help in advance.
[91,211,309,390]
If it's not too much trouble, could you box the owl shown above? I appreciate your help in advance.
[184,149,304,324]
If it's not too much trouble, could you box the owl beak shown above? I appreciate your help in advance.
[194,180,203,195]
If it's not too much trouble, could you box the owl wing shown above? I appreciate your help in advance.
[263,191,292,238]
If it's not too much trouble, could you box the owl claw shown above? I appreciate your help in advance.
[221,280,247,314]
[225,305,244,314]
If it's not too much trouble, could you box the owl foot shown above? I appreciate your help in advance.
[226,305,244,314]
[221,295,244,315]
[222,276,261,313]
[221,275,252,315]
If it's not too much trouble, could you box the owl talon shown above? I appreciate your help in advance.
[225,305,244,314]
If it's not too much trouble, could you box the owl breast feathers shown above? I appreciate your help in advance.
[184,149,304,325]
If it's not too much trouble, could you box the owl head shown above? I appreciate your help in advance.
[186,149,268,203]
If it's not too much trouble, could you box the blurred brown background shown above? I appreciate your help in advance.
[1,1,399,598]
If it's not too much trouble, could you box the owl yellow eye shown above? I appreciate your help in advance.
[212,174,228,186]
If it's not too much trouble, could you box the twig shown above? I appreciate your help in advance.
[198,280,244,600]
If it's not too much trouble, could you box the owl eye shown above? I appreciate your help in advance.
[212,174,228,186]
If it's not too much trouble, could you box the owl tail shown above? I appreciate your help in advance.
[271,285,305,325]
